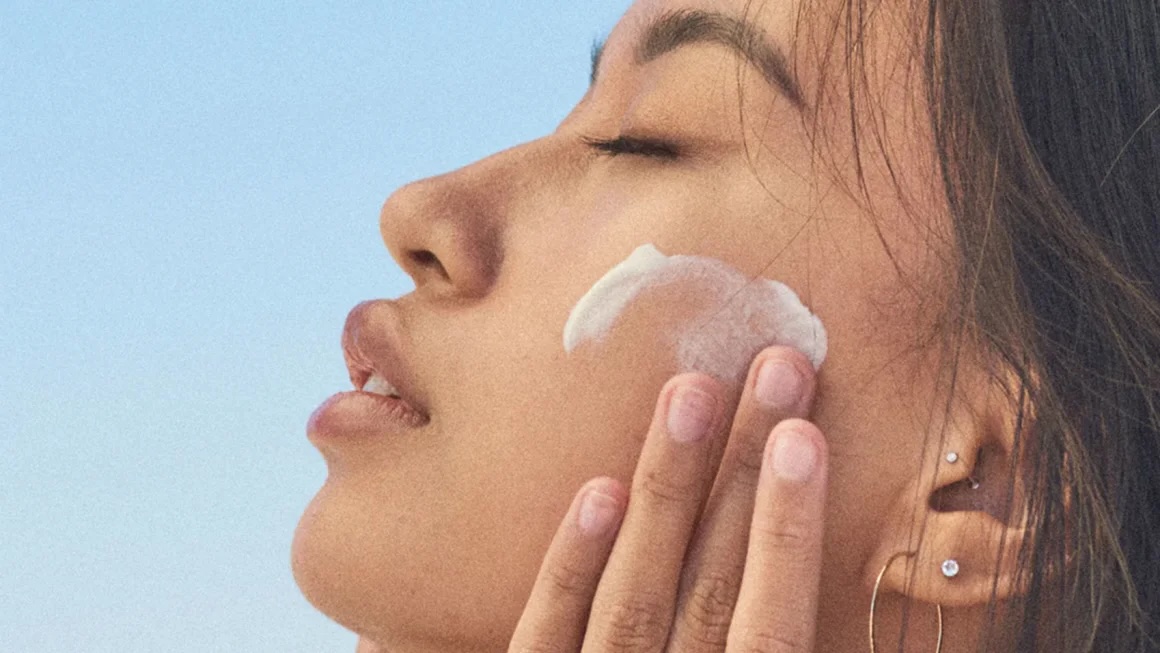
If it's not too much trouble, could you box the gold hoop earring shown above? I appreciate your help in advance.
[869,551,944,653]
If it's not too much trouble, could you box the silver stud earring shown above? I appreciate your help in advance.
[941,559,961,578]
[945,451,960,464]
[967,476,981,490]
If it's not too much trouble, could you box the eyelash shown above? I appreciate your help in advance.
[582,135,680,161]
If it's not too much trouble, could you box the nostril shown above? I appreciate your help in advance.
[408,249,449,281]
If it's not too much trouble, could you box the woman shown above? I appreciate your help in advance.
[292,0,1160,651]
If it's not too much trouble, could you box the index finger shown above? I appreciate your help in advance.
[728,419,828,653]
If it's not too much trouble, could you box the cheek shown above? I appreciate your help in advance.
[393,326,668,639]
[565,260,826,385]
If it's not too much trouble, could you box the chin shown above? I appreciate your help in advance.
[292,486,382,635]
[292,484,511,652]
[291,484,422,643]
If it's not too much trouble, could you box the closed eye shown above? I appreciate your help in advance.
[581,135,680,160]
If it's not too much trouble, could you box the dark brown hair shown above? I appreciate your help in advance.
[813,0,1160,650]
[943,2,1158,650]
[727,0,1160,649]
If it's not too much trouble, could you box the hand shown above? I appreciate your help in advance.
[509,345,825,652]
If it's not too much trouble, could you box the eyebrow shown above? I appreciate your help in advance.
[590,9,807,112]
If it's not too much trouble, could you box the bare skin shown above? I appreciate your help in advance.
[507,348,827,652]
[361,343,824,653]
[295,1,1031,651]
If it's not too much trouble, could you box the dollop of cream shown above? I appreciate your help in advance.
[563,244,827,381]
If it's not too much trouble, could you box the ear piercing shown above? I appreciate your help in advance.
[941,559,960,578]
[939,455,968,580]
[941,454,979,491]
[871,552,946,652]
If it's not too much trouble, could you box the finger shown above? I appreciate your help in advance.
[509,478,627,653]
[582,374,727,652]
[729,419,828,653]
[668,347,816,650]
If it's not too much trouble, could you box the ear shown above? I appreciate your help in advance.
[866,369,1036,608]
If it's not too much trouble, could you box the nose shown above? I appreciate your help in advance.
[379,162,507,301]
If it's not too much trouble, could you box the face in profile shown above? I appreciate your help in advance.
[292,0,960,649]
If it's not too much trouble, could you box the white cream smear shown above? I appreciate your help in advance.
[563,244,827,382]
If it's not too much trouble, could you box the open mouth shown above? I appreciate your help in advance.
[362,373,403,399]
[340,300,432,426]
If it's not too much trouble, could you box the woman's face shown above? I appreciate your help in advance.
[293,0,954,649]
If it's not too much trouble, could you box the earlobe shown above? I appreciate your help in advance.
[866,372,1037,609]
[871,511,1027,607]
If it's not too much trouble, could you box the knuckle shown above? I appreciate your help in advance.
[510,638,563,653]
[637,467,698,507]
[594,592,670,651]
[677,573,738,646]
[733,434,769,477]
[734,626,808,653]
[541,559,592,597]
[754,517,813,552]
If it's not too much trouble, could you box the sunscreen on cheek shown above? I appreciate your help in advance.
[563,244,827,382]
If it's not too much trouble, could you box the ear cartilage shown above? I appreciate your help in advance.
[945,451,960,464]
[941,559,961,578]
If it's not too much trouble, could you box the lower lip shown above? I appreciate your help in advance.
[307,391,427,442]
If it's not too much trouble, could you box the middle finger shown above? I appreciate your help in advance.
[666,346,817,651]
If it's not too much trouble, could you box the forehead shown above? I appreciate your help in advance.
[629,0,762,17]
[602,0,924,118]
[615,0,803,43]
[597,0,946,265]
[603,0,822,91]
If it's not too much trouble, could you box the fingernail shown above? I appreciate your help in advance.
[755,359,804,409]
[770,429,817,483]
[578,489,619,536]
[667,386,716,443]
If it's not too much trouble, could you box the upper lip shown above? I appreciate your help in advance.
[341,300,429,415]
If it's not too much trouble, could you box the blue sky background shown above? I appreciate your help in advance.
[1,3,632,650]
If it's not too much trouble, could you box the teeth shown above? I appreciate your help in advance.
[363,374,401,398]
